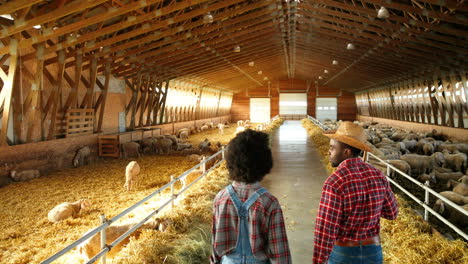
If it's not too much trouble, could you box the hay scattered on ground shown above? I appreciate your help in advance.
[301,118,468,264]
[0,119,285,264]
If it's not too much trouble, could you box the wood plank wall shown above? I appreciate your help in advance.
[231,79,357,122]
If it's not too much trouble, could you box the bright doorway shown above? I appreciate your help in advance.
[250,98,271,123]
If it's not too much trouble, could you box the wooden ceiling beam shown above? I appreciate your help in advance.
[0,0,166,57]
[0,0,43,15]
[317,0,467,37]
[1,0,108,41]
[20,0,215,61]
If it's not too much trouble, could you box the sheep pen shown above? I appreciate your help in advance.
[0,118,284,264]
[301,118,468,264]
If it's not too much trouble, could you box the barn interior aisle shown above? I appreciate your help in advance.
[262,120,329,263]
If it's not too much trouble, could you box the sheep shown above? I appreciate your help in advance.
[204,122,214,129]
[154,138,173,155]
[218,123,225,134]
[73,146,91,167]
[187,154,202,163]
[198,138,211,152]
[442,150,467,172]
[176,143,192,151]
[124,161,140,191]
[434,170,464,181]
[386,159,411,177]
[433,200,468,227]
[200,125,209,131]
[437,143,459,153]
[236,126,246,135]
[180,169,203,191]
[401,139,417,152]
[78,219,166,260]
[176,128,190,138]
[452,176,468,196]
[417,173,437,185]
[122,142,140,158]
[48,199,91,222]
[10,170,40,182]
[140,138,154,154]
[255,124,265,131]
[438,191,468,205]
[422,142,434,156]
[434,166,453,173]
[400,152,444,175]
[180,148,201,155]
[190,127,198,134]
[163,134,178,150]
[179,130,189,139]
[237,120,244,127]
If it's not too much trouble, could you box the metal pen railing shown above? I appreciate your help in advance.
[41,147,226,264]
[307,115,330,130]
[305,117,468,241]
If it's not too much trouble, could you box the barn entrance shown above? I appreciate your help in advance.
[279,93,307,119]
[316,98,337,121]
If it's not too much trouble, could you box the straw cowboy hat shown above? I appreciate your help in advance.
[323,121,372,152]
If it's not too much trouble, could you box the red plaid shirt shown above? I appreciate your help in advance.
[313,158,398,264]
[211,181,291,264]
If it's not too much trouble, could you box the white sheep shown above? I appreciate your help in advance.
[10,170,40,182]
[218,123,224,134]
[200,125,209,131]
[198,138,211,152]
[154,138,173,154]
[122,142,140,158]
[400,152,444,175]
[385,159,411,177]
[180,169,203,191]
[78,219,166,260]
[164,134,178,149]
[187,154,202,163]
[48,199,91,222]
[434,170,464,181]
[452,176,468,196]
[176,143,192,151]
[236,126,246,135]
[417,173,437,185]
[433,200,468,227]
[442,150,467,172]
[438,191,468,205]
[179,130,189,139]
[124,161,140,191]
[237,120,244,127]
[73,146,91,167]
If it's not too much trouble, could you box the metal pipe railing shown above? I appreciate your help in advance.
[307,115,330,130]
[305,117,468,240]
[41,147,226,264]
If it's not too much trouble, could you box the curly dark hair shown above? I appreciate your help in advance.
[226,129,273,183]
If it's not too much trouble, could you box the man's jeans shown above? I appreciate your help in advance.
[328,244,383,264]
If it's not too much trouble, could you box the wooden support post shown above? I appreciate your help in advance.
[81,56,97,109]
[159,80,169,124]
[137,74,149,127]
[128,74,141,129]
[0,38,18,146]
[96,61,111,133]
[48,50,66,140]
[26,43,44,142]
[152,81,162,125]
[63,49,83,111]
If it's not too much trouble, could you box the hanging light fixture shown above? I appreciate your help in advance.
[318,76,323,79]
[377,6,390,19]
[347,43,355,50]
[257,71,263,75]
[203,12,214,23]
[248,61,254,66]
[263,77,268,80]
[233,45,240,53]
[332,60,338,65]
[33,25,41,29]
[324,70,329,74]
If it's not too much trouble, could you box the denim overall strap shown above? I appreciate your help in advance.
[223,185,269,264]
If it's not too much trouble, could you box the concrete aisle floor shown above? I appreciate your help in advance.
[262,120,329,263]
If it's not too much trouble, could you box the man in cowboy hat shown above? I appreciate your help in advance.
[313,121,398,264]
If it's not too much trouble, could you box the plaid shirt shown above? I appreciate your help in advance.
[211,181,291,264]
[313,158,398,264]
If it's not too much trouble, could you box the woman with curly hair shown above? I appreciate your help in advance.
[211,129,291,264]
